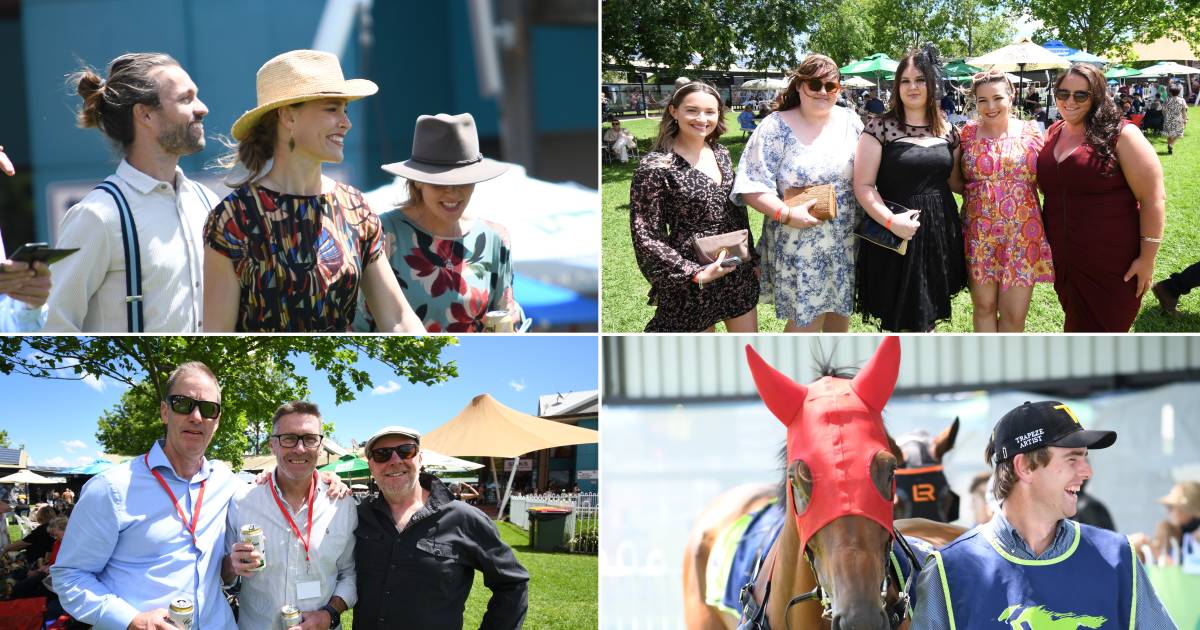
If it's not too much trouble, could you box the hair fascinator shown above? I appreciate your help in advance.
[919,43,948,100]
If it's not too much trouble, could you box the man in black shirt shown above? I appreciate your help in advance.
[353,426,529,629]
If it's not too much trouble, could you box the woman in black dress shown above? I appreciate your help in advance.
[852,45,967,331]
[629,82,759,332]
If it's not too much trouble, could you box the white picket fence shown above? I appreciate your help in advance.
[509,492,598,553]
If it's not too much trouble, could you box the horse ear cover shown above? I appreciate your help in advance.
[744,345,808,426]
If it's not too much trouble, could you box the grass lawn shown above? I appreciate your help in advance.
[602,109,1200,332]
[342,521,596,629]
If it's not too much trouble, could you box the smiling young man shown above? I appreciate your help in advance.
[224,401,356,630]
[353,426,528,629]
[45,53,218,332]
[910,401,1177,630]
[51,362,240,629]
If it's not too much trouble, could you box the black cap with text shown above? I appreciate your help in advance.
[990,400,1117,464]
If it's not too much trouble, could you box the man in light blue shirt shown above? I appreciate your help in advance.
[52,362,240,629]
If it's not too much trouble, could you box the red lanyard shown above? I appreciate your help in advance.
[268,470,317,562]
[144,452,207,547]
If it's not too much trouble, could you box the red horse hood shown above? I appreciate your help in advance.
[745,337,900,553]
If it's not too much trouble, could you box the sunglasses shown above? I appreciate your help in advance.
[369,444,420,463]
[1054,89,1092,104]
[166,394,221,419]
[803,79,841,93]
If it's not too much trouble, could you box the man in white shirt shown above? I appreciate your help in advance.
[224,402,356,630]
[45,52,217,332]
[0,145,51,332]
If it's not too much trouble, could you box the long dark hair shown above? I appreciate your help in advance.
[779,54,840,112]
[652,81,726,152]
[884,46,948,138]
[1055,63,1122,175]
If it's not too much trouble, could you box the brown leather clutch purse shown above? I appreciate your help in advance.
[692,229,751,264]
[783,184,837,221]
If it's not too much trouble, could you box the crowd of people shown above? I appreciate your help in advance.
[0,49,523,334]
[1,362,529,629]
[623,47,1196,332]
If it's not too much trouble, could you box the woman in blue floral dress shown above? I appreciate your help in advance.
[353,113,521,332]
[731,54,864,332]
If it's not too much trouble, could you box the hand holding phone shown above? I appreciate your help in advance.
[8,243,79,265]
[720,256,742,268]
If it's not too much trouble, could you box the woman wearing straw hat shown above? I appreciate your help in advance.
[353,113,522,332]
[204,49,423,332]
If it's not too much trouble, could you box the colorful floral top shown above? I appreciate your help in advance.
[960,119,1054,289]
[204,182,382,332]
[352,210,521,332]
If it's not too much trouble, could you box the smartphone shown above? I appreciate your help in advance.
[720,256,742,268]
[7,242,80,266]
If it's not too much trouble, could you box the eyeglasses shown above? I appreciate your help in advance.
[272,433,324,449]
[1054,89,1092,104]
[166,395,221,419]
[369,444,420,463]
[803,79,841,93]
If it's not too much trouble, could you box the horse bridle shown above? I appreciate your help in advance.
[779,527,921,630]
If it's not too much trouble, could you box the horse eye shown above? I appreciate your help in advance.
[871,452,896,502]
[789,459,813,516]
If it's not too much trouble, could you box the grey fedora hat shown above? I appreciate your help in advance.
[381,113,509,185]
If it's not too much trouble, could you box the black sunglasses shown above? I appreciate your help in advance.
[166,394,221,419]
[370,444,420,463]
[804,79,841,93]
[1054,89,1092,104]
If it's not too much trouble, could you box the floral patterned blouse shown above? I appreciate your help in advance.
[204,182,382,332]
[352,210,521,332]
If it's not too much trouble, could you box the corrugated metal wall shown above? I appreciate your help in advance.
[604,335,1200,403]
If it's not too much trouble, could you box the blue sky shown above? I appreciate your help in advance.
[1,336,598,468]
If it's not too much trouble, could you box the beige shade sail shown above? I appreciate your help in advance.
[968,38,1071,72]
[1131,37,1198,62]
[422,393,599,458]
[0,470,67,484]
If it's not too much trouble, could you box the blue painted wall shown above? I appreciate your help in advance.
[575,416,598,493]
[17,0,597,240]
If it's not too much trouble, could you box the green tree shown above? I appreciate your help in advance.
[1009,0,1200,58]
[0,337,458,469]
[0,429,9,448]
[603,0,827,73]
[806,0,875,65]
[942,0,1016,58]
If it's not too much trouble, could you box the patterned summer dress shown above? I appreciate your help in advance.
[204,182,382,332]
[629,143,759,332]
[730,108,864,327]
[352,210,521,333]
[1164,96,1187,138]
[960,119,1054,289]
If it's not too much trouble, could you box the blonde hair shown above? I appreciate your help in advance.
[970,68,1014,98]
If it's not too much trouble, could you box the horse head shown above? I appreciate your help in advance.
[746,337,900,630]
[891,418,961,522]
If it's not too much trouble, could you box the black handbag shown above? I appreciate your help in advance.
[854,200,910,255]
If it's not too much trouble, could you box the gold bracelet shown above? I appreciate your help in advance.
[1141,236,1163,243]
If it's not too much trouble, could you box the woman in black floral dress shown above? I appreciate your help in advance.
[629,82,759,332]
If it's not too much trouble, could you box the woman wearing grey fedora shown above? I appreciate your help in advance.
[204,49,424,332]
[352,112,522,333]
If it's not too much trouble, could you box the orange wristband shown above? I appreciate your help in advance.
[885,214,894,230]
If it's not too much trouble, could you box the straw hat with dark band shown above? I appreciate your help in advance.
[231,49,378,142]
[381,113,509,186]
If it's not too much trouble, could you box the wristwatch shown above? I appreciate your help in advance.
[321,603,342,628]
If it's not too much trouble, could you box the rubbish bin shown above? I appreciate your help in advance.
[527,506,572,551]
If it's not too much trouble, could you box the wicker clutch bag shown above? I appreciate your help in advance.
[783,184,837,221]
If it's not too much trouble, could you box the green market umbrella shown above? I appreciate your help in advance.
[944,59,982,80]
[318,454,369,477]
[1104,65,1142,79]
[840,53,899,77]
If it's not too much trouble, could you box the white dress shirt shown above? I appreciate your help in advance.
[44,159,213,332]
[226,472,357,630]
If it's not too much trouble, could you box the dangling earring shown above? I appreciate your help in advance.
[288,131,295,153]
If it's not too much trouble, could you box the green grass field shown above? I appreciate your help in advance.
[343,521,596,629]
[602,110,1200,332]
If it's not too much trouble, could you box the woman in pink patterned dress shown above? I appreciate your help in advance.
[959,70,1054,332]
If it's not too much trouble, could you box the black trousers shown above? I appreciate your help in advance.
[1162,260,1200,297]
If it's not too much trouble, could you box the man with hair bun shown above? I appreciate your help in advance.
[911,400,1176,629]
[44,52,217,332]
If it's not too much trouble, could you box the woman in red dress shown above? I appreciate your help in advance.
[1036,63,1165,332]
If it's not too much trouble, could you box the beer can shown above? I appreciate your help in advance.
[483,310,514,333]
[168,597,194,629]
[240,523,266,571]
[281,604,303,628]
